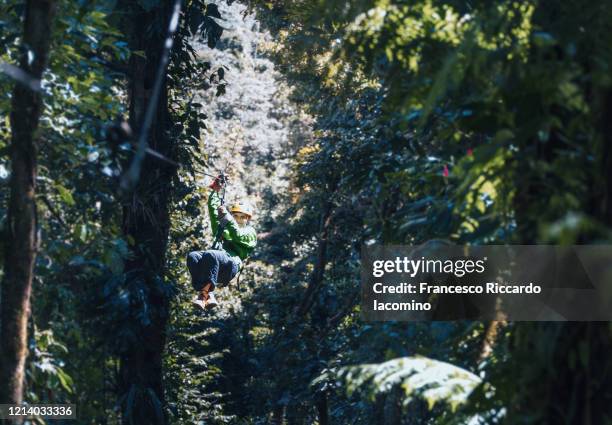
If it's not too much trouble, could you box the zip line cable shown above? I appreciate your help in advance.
[2,1,224,192]
[4,0,231,219]
[120,0,183,192]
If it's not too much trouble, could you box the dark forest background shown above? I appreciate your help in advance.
[0,0,611,424]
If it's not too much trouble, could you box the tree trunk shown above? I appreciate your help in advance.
[373,394,386,425]
[478,320,505,362]
[295,200,333,316]
[286,403,309,425]
[0,0,56,407]
[117,2,175,423]
[315,392,329,425]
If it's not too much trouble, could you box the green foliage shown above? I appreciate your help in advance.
[227,0,612,423]
[315,356,482,420]
[2,0,612,423]
[26,328,74,401]
[1,0,228,422]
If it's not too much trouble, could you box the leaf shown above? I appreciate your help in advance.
[205,3,222,19]
[322,356,482,411]
[201,17,224,48]
[56,368,74,394]
[77,224,88,242]
[55,184,75,206]
[188,8,205,35]
[215,83,226,97]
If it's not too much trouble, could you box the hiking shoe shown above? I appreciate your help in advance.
[206,292,219,308]
[192,297,207,311]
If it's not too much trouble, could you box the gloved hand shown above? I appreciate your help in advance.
[209,174,227,192]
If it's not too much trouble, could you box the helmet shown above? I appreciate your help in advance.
[229,203,253,218]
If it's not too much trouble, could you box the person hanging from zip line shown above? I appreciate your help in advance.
[187,175,257,309]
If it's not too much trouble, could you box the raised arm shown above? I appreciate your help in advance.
[207,189,223,236]
[222,222,257,251]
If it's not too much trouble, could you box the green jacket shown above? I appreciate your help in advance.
[207,190,257,262]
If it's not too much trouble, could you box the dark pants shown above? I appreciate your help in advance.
[186,249,240,291]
